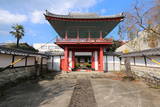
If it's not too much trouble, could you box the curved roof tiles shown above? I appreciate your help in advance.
[45,10,124,19]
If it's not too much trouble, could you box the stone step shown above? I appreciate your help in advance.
[54,72,115,79]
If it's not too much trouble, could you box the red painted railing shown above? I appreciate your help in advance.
[56,38,113,43]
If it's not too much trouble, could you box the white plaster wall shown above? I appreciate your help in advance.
[130,58,135,65]
[37,57,41,64]
[107,56,114,71]
[48,56,63,71]
[14,56,25,67]
[27,57,35,66]
[47,56,54,70]
[53,56,60,71]
[121,56,160,68]
[146,56,160,67]
[69,51,72,70]
[75,52,92,56]
[135,57,145,66]
[43,58,48,64]
[48,56,56,70]
[94,51,98,70]
[121,58,125,64]
[103,56,107,71]
[48,57,52,63]
[114,56,120,71]
[48,57,53,70]
[0,54,12,68]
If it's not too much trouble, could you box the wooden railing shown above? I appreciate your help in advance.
[56,38,113,43]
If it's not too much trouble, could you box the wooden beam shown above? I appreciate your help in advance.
[12,55,15,68]
[25,56,28,66]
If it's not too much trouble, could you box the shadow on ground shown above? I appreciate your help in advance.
[0,72,160,107]
[0,71,76,107]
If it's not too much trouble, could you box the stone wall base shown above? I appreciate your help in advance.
[0,65,48,96]
[121,65,160,87]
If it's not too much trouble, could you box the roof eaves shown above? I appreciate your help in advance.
[45,10,125,20]
[121,47,160,57]
[0,46,49,58]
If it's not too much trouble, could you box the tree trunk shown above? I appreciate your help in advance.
[124,57,133,77]
[16,38,20,48]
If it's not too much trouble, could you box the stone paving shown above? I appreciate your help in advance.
[0,72,160,107]
[92,78,160,107]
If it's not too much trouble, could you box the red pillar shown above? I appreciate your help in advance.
[100,31,103,40]
[65,31,68,40]
[64,46,68,71]
[72,51,75,69]
[91,51,95,70]
[99,46,104,72]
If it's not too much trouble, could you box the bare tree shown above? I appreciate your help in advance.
[120,0,160,41]
[117,0,160,52]
[118,0,160,79]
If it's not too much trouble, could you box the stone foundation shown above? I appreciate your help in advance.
[0,64,48,94]
[121,65,160,87]
[0,66,35,87]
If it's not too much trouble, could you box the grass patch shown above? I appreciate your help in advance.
[122,76,135,81]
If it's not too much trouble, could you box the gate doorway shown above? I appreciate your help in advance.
[75,56,91,70]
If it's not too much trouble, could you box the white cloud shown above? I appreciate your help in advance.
[49,0,97,14]
[31,10,46,24]
[30,0,99,24]
[0,9,27,24]
[0,0,103,24]
[100,8,107,14]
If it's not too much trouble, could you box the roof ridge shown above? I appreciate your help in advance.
[45,10,124,19]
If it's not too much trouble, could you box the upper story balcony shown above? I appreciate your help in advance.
[55,37,113,45]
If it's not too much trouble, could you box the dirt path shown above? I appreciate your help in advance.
[69,79,97,107]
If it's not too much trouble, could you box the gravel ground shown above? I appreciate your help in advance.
[0,72,160,107]
[69,78,97,107]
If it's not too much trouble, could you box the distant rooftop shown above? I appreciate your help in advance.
[0,43,6,46]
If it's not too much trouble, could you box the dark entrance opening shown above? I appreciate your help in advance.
[75,56,91,70]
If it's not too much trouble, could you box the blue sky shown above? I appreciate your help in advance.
[0,0,136,45]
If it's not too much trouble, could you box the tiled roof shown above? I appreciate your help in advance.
[45,10,124,19]
[121,48,160,57]
[45,51,64,56]
[104,52,123,56]
[0,46,49,58]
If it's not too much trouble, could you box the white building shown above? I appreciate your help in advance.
[116,30,160,53]
[33,43,64,52]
